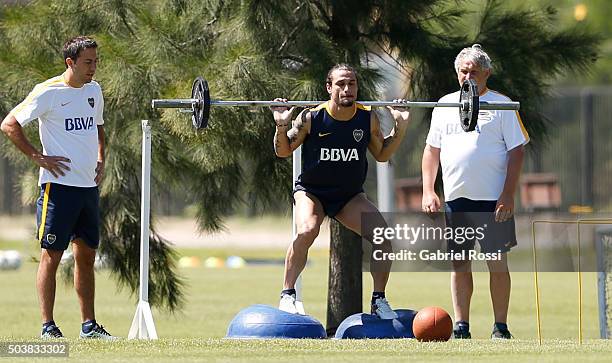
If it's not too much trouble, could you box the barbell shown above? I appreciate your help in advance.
[151,76,520,132]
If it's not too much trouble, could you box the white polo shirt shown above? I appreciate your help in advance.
[425,89,529,202]
[10,75,104,187]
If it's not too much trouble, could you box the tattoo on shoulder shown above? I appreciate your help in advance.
[288,111,310,143]
[295,110,310,129]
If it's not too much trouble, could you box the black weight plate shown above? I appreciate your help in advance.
[459,79,479,132]
[191,76,210,129]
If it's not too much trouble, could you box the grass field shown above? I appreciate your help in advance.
[1,231,612,362]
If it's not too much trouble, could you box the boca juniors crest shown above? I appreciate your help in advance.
[353,129,364,142]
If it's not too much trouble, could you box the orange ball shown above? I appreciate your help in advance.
[412,306,453,342]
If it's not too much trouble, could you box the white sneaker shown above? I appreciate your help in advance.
[79,323,119,340]
[371,297,398,319]
[279,293,299,314]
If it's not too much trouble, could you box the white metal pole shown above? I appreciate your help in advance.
[128,120,158,340]
[375,108,395,215]
[292,146,306,314]
[376,162,394,213]
[140,120,151,303]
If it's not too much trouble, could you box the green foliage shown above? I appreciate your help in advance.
[518,0,611,85]
[0,0,600,312]
[472,0,600,142]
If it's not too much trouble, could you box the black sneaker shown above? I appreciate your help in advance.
[80,323,118,340]
[41,324,64,339]
[491,326,513,339]
[453,327,471,339]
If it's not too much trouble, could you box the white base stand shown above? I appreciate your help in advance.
[128,300,158,340]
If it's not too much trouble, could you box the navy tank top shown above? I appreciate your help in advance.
[296,101,371,198]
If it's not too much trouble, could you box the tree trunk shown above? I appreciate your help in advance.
[326,219,362,337]
[0,157,14,214]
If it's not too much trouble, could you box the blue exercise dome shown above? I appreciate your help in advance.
[226,304,326,339]
[334,309,417,339]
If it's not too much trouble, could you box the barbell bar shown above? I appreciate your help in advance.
[151,76,520,132]
[152,99,519,110]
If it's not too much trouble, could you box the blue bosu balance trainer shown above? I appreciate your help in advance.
[226,304,326,339]
[334,309,417,339]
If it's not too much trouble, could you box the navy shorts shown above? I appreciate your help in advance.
[36,183,100,251]
[445,197,517,254]
[294,184,362,217]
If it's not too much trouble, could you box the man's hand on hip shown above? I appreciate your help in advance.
[34,155,71,178]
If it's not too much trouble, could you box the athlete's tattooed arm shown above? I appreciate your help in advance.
[273,110,311,158]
